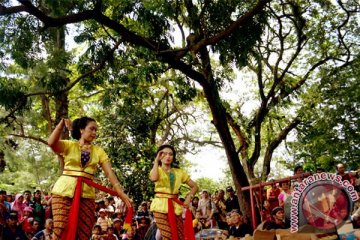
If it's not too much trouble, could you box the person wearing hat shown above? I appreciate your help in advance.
[112,218,124,239]
[225,186,240,212]
[262,207,289,230]
[96,208,110,233]
[149,144,198,240]
[228,209,252,238]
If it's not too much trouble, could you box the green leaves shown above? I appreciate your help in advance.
[0,77,28,112]
[290,57,360,171]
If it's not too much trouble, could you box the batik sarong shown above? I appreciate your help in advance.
[51,195,95,240]
[153,212,184,240]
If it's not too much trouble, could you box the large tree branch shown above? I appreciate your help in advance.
[177,137,223,148]
[190,0,271,54]
[269,56,333,107]
[226,112,252,175]
[18,0,99,29]
[9,133,48,145]
[226,112,249,154]
[261,117,301,180]
[0,5,26,15]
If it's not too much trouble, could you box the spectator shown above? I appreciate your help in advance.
[208,193,219,228]
[193,210,205,233]
[104,197,115,214]
[228,209,252,238]
[27,219,41,239]
[31,218,53,240]
[190,196,199,218]
[136,216,151,239]
[106,207,115,222]
[336,163,355,185]
[263,207,289,230]
[107,197,116,212]
[105,226,118,240]
[11,193,26,221]
[112,218,124,239]
[135,201,152,224]
[2,211,28,240]
[197,189,212,220]
[42,191,50,203]
[225,186,240,212]
[260,200,272,222]
[1,189,11,211]
[266,182,280,211]
[122,222,141,240]
[214,189,227,230]
[278,182,291,208]
[20,206,33,234]
[292,165,304,188]
[23,190,34,207]
[226,211,234,228]
[114,194,128,218]
[31,190,45,227]
[278,181,292,222]
[91,224,105,240]
[97,208,110,233]
[294,165,304,175]
[6,193,14,203]
[0,189,10,225]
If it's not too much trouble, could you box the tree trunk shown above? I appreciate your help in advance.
[202,80,252,218]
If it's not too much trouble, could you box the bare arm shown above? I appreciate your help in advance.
[48,118,72,153]
[149,152,161,182]
[183,179,198,207]
[48,119,65,153]
[101,161,132,208]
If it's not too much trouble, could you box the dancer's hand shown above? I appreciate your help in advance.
[154,151,162,165]
[63,118,72,131]
[118,190,132,208]
[183,197,191,208]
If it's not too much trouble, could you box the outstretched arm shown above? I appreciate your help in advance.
[101,161,132,208]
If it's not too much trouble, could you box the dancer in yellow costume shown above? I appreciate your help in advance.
[48,116,132,240]
[149,144,198,240]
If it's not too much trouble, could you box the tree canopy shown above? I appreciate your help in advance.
[0,0,359,217]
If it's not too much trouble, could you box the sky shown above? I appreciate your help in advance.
[187,145,227,180]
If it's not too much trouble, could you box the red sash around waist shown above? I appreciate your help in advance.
[61,176,133,240]
[155,192,195,240]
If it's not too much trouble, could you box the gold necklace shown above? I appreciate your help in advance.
[162,167,172,173]
[80,144,91,152]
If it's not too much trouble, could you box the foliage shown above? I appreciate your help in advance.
[288,57,360,172]
[0,143,59,193]
[0,0,359,217]
[195,177,224,196]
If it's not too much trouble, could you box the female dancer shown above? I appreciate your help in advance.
[48,117,132,240]
[149,144,198,240]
